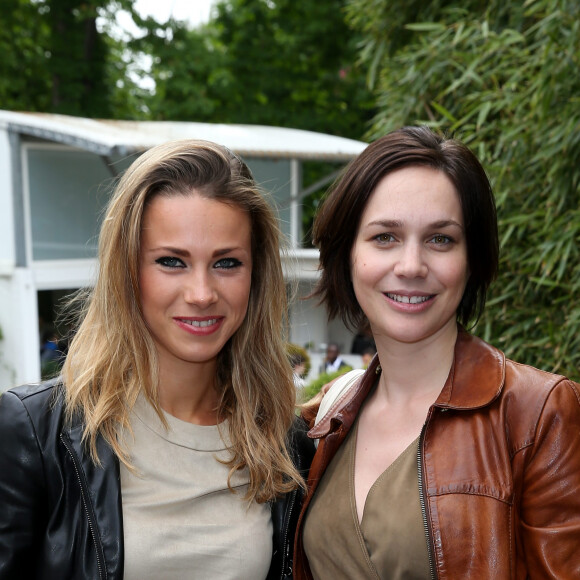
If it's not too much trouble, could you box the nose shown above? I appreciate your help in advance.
[183,269,218,307]
[393,243,428,278]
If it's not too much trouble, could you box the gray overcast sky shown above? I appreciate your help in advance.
[133,0,216,28]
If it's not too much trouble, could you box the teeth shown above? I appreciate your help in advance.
[388,294,431,304]
[184,318,218,327]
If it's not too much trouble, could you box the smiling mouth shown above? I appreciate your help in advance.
[386,293,433,304]
[180,318,220,328]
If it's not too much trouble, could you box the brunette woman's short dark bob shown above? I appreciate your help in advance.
[312,126,499,330]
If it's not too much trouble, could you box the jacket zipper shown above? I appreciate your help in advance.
[60,434,105,580]
[418,423,437,580]
[280,488,296,578]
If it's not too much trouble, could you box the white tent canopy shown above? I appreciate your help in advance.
[0,111,368,389]
[0,110,367,160]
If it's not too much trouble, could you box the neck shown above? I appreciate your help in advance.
[373,321,458,405]
[157,358,221,425]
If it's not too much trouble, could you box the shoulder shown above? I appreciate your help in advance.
[0,382,66,497]
[503,358,580,422]
[0,379,65,433]
[446,329,578,410]
[483,356,580,461]
[504,358,576,391]
[4,378,61,402]
[502,357,579,408]
[461,329,580,417]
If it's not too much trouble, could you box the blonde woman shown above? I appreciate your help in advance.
[0,140,314,579]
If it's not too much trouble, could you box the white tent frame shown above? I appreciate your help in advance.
[0,111,368,388]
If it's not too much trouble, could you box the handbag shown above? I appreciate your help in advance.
[313,369,365,447]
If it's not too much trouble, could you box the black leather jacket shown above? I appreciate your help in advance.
[0,380,314,580]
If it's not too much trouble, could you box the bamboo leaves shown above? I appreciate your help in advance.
[348,0,580,378]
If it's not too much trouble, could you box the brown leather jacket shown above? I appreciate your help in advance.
[294,329,580,579]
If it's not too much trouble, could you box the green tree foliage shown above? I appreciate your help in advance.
[47,0,111,116]
[0,0,144,117]
[129,16,226,121]
[0,0,51,111]
[135,0,375,244]
[302,366,353,401]
[347,0,580,379]
[143,0,375,139]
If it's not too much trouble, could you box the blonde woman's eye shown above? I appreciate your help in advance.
[155,256,185,268]
[215,257,242,269]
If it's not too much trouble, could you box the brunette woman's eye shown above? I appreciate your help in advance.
[430,235,452,245]
[155,256,185,268]
[375,233,395,243]
[214,257,242,269]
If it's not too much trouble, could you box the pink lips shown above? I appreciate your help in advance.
[174,316,224,336]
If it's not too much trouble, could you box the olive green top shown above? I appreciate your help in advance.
[303,419,430,579]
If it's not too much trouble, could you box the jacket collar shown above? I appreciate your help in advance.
[309,327,505,440]
[435,327,505,410]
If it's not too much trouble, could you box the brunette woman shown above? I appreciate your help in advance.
[0,140,314,579]
[294,126,580,579]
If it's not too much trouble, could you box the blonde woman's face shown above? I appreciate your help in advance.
[139,194,252,376]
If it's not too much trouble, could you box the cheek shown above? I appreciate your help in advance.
[139,270,172,315]
[350,262,375,310]
[231,276,252,317]
[447,258,470,295]
[138,272,153,312]
[351,250,377,290]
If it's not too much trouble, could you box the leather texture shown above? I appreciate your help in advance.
[293,328,580,579]
[0,380,314,580]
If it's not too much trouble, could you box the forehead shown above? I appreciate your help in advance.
[141,194,251,246]
[361,166,462,223]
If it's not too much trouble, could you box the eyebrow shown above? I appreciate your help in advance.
[365,219,463,230]
[147,246,247,257]
[149,246,189,257]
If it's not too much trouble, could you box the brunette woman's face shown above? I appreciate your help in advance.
[351,166,469,346]
[139,194,252,375]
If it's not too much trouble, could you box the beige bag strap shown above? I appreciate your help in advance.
[312,369,365,447]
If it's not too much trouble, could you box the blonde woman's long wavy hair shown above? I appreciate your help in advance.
[61,139,302,503]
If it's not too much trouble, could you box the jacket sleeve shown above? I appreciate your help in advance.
[518,378,580,577]
[0,390,46,578]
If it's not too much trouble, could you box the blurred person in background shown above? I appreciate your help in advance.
[322,342,347,374]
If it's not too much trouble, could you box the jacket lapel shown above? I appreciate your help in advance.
[63,417,124,579]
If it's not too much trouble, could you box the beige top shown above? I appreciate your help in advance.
[303,420,430,579]
[120,394,272,580]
